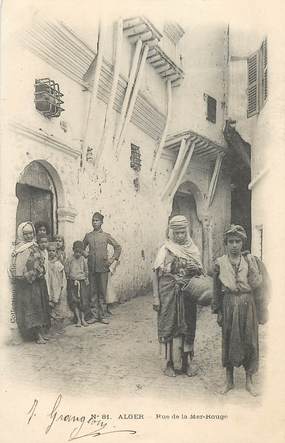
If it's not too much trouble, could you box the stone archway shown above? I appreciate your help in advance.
[10,160,74,328]
[15,159,76,239]
[171,190,203,253]
[7,159,77,332]
[171,180,212,270]
[176,181,207,222]
[16,161,58,237]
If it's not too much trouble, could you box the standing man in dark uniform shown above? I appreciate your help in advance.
[83,212,121,324]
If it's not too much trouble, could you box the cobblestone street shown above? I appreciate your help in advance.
[5,294,266,405]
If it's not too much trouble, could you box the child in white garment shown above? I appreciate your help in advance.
[47,242,65,334]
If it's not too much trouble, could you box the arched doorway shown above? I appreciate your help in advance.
[16,161,58,237]
[171,189,203,256]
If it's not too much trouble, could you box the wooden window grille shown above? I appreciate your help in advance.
[130,144,142,172]
[34,78,64,118]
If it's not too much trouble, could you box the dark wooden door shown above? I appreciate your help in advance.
[16,183,53,237]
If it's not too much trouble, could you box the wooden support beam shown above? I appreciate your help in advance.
[161,137,189,200]
[151,80,172,177]
[248,168,269,190]
[147,54,160,63]
[161,68,176,77]
[166,144,180,151]
[114,39,142,154]
[194,144,215,156]
[117,44,149,154]
[168,140,196,201]
[206,153,224,207]
[146,48,157,58]
[196,148,221,159]
[81,20,104,170]
[195,140,208,149]
[95,19,123,169]
[124,23,148,37]
[171,79,182,87]
[145,38,159,48]
[151,59,166,68]
[123,18,141,30]
[188,135,199,144]
[129,31,152,44]
[165,135,188,148]
[164,73,180,82]
[156,64,171,73]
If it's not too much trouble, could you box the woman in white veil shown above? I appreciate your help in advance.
[152,215,204,377]
[11,222,50,343]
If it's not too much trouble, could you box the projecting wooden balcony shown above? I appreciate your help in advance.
[123,17,184,86]
[165,130,227,161]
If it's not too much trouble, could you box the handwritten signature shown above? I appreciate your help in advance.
[27,394,136,440]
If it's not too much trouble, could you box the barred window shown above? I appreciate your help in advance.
[130,144,142,172]
[34,78,64,118]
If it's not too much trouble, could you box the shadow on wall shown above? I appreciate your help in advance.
[116,280,152,303]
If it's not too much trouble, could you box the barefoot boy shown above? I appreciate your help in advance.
[65,241,90,327]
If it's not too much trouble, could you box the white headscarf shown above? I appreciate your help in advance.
[10,222,37,278]
[153,216,202,269]
[13,222,37,255]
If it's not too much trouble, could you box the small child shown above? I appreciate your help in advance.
[47,242,65,334]
[35,221,50,239]
[65,241,90,327]
[37,234,49,276]
[38,234,50,297]
[54,234,66,265]
[37,233,51,339]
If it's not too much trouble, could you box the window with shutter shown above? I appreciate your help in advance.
[247,51,259,117]
[261,38,268,106]
[247,37,268,118]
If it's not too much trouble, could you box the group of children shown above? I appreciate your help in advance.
[35,222,92,333]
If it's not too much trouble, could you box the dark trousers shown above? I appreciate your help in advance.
[183,297,197,347]
[89,272,109,319]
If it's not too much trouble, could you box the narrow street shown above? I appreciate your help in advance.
[5,294,266,406]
